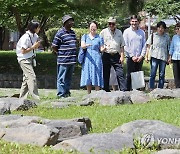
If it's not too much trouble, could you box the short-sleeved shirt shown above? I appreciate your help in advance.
[123,26,146,57]
[100,28,125,54]
[52,27,76,65]
[169,34,180,60]
[146,32,170,61]
[16,31,38,62]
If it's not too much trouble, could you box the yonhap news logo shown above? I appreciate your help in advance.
[141,133,180,147]
[141,133,155,147]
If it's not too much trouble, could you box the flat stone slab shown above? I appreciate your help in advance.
[2,123,59,146]
[149,89,177,99]
[0,97,37,115]
[129,90,151,104]
[112,120,180,149]
[155,149,180,154]
[45,120,87,142]
[0,115,90,146]
[53,133,134,153]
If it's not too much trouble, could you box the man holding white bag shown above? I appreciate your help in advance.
[123,15,146,91]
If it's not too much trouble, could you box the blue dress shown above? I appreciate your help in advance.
[80,34,104,88]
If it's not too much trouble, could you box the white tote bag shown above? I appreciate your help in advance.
[131,71,145,89]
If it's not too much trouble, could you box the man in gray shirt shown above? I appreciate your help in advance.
[100,17,126,92]
[123,15,146,91]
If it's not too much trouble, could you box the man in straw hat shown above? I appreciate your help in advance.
[100,17,126,92]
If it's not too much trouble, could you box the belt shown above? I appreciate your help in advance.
[106,52,118,56]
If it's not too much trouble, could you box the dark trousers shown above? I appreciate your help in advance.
[173,60,180,88]
[102,52,126,92]
[126,57,143,91]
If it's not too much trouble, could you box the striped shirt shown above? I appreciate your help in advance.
[52,27,77,64]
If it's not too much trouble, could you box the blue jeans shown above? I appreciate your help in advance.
[57,64,74,97]
[149,57,166,89]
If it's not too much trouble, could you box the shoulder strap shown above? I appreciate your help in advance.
[85,34,87,43]
[27,33,35,55]
[151,32,153,45]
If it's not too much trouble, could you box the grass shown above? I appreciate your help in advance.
[0,141,66,154]
[13,96,180,133]
[0,88,179,153]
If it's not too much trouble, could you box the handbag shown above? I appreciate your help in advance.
[78,47,87,64]
[131,71,145,89]
[78,34,87,64]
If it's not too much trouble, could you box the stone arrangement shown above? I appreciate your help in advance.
[0,88,180,153]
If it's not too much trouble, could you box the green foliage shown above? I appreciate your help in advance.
[0,51,57,75]
[45,28,59,46]
[46,27,89,48]
[144,0,180,19]
[0,0,69,32]
[0,0,146,32]
[0,51,174,79]
[168,25,177,38]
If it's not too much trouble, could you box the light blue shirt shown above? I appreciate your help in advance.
[169,34,180,60]
[123,26,146,57]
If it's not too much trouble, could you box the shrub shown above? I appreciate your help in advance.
[45,28,59,46]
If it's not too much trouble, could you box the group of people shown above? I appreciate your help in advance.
[15,14,180,100]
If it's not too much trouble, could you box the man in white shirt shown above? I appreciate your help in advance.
[100,17,126,92]
[16,20,41,100]
[123,15,146,91]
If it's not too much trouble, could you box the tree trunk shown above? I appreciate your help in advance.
[0,27,5,50]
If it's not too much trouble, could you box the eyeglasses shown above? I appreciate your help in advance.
[109,22,115,26]
[175,27,180,30]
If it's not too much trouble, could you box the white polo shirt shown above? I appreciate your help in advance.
[100,27,125,54]
[16,30,39,62]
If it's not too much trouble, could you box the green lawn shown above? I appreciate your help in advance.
[0,88,179,154]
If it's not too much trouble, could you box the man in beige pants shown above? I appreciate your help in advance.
[19,57,39,99]
[16,20,41,100]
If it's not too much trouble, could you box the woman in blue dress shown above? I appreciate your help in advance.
[80,21,105,94]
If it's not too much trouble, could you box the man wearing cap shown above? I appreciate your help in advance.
[123,15,146,91]
[52,15,76,98]
[100,17,126,92]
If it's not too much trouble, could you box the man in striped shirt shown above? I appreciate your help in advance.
[52,15,76,98]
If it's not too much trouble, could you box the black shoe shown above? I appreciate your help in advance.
[65,92,71,97]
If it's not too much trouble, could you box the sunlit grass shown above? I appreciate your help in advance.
[13,98,180,133]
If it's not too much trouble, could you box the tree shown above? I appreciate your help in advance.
[0,0,145,49]
[0,0,72,35]
[144,0,180,22]
[0,0,145,32]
